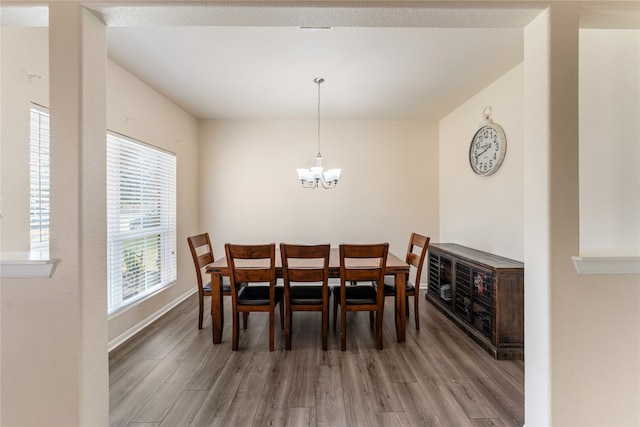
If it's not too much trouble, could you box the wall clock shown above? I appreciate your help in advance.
[469,106,507,176]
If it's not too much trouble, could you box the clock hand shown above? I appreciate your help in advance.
[477,145,491,157]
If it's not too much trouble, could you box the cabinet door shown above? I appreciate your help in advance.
[454,263,472,322]
[428,252,453,305]
[471,268,493,338]
[428,252,441,298]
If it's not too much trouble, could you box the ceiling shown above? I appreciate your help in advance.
[96,2,548,121]
[3,3,637,121]
[17,1,629,121]
[107,25,524,121]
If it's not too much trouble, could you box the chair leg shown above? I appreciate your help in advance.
[414,294,420,330]
[232,311,239,351]
[341,305,347,351]
[322,305,328,351]
[242,312,249,329]
[285,307,292,350]
[369,311,374,329]
[280,298,285,330]
[376,307,384,350]
[269,308,275,351]
[198,295,204,330]
[333,297,338,331]
[406,296,410,317]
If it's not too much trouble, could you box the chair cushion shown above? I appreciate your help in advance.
[381,277,416,293]
[237,285,284,306]
[331,284,377,304]
[203,282,212,292]
[290,285,324,305]
[204,277,241,294]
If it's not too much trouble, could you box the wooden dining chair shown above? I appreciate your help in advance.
[331,243,389,351]
[280,243,331,351]
[379,232,430,330]
[187,233,225,330]
[225,243,284,351]
[188,233,249,331]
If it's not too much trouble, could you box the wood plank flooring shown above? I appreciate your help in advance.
[109,292,524,426]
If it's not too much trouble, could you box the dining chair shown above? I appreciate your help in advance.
[187,233,229,330]
[188,233,249,331]
[225,243,284,351]
[332,243,389,351]
[280,243,331,351]
[379,232,430,330]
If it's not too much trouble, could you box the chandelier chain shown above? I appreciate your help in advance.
[317,78,321,156]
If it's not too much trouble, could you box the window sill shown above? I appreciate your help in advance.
[0,251,58,278]
[572,256,640,275]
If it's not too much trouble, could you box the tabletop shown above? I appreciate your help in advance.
[206,247,408,274]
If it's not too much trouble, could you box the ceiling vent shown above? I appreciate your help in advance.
[299,26,333,30]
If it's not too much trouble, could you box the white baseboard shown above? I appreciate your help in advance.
[108,288,196,353]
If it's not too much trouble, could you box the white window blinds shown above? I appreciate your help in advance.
[29,103,50,251]
[107,132,177,314]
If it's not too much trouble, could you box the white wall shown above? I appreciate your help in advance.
[439,64,524,261]
[199,120,439,260]
[579,29,640,257]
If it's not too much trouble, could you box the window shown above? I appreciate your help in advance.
[107,132,176,313]
[29,103,50,251]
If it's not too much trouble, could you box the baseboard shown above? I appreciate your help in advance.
[108,288,196,353]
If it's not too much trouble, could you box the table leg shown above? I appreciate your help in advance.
[395,271,407,342]
[210,272,224,344]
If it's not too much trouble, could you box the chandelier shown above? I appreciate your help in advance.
[296,77,342,189]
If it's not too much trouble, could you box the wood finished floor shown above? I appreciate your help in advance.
[109,291,524,427]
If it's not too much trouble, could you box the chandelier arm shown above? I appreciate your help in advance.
[319,175,337,189]
[301,178,318,189]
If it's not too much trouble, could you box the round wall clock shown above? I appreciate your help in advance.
[469,106,507,176]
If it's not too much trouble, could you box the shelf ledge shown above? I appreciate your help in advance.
[572,256,640,275]
[0,251,59,278]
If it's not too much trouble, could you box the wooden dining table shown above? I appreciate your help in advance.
[206,247,410,345]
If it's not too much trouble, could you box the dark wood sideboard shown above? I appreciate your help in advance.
[426,243,524,360]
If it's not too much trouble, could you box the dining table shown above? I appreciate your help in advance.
[206,247,410,345]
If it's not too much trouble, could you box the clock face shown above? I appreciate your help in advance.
[469,124,507,176]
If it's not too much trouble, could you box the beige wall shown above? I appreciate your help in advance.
[440,22,639,425]
[0,25,200,346]
[1,4,638,427]
[0,27,49,251]
[198,119,439,261]
[1,7,109,425]
[523,9,639,426]
[106,62,200,343]
[1,19,200,424]
[439,63,524,261]
[579,29,640,257]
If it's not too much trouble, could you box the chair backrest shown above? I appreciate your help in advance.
[187,233,214,293]
[280,243,331,285]
[339,243,389,287]
[406,233,430,286]
[225,243,277,292]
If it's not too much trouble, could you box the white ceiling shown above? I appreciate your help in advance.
[107,25,524,120]
[98,3,543,121]
[7,2,636,121]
